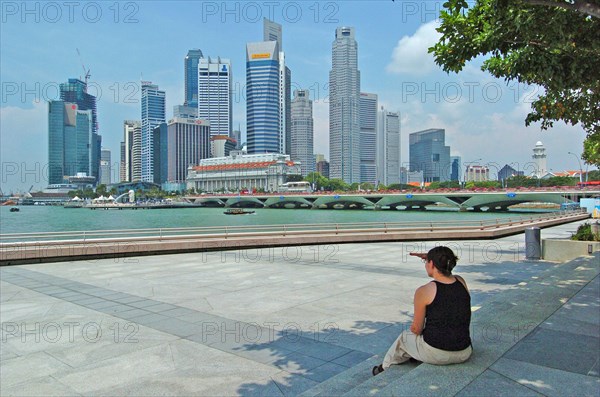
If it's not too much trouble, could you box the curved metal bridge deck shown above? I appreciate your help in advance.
[186,190,598,211]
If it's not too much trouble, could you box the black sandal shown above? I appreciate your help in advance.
[372,364,384,376]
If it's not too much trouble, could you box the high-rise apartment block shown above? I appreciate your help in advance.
[329,27,361,183]
[141,82,166,182]
[409,128,451,182]
[291,90,314,176]
[198,57,232,136]
[378,110,401,185]
[359,93,378,184]
[184,49,204,108]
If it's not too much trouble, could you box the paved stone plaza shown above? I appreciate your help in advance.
[1,220,598,396]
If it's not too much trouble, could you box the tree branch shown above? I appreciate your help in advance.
[521,0,600,18]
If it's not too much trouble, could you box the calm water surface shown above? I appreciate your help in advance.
[0,206,554,235]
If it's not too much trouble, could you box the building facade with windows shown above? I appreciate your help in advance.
[141,82,166,182]
[186,153,300,193]
[211,135,237,158]
[465,165,490,182]
[100,148,111,185]
[120,120,141,182]
[409,128,451,182]
[329,27,361,183]
[359,93,378,184]
[48,101,97,185]
[198,57,232,136]
[378,110,401,186]
[184,49,204,108]
[246,41,280,154]
[291,90,314,177]
[161,118,211,185]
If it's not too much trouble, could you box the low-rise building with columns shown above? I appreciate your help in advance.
[186,152,301,193]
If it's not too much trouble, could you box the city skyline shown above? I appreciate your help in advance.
[0,1,592,192]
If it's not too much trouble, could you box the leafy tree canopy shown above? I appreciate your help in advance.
[429,0,600,166]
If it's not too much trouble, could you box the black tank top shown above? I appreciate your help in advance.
[422,280,472,351]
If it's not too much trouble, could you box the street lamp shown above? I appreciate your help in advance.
[567,151,583,184]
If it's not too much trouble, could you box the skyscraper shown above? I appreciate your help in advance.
[127,120,143,182]
[409,128,451,182]
[59,78,101,182]
[245,19,291,155]
[246,40,280,154]
[450,156,462,181]
[291,90,314,176]
[263,18,291,155]
[359,93,378,184]
[198,57,232,136]
[378,109,401,185]
[100,148,111,185]
[165,117,211,184]
[60,78,97,134]
[141,82,166,182]
[48,101,95,185]
[329,27,361,183]
[184,49,204,108]
[120,120,141,182]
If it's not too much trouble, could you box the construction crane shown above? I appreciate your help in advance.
[76,48,91,91]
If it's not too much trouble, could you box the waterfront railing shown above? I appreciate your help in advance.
[0,210,585,245]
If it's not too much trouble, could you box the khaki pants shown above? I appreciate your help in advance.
[382,331,472,369]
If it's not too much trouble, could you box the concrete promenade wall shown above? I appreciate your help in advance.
[0,212,590,266]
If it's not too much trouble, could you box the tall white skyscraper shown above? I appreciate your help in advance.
[377,109,401,185]
[329,27,361,183]
[198,57,232,137]
[291,89,314,176]
[141,82,166,182]
[360,93,378,184]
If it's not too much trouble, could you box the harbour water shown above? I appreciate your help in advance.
[0,206,555,235]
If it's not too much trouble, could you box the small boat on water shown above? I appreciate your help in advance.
[224,208,255,215]
[10,207,19,212]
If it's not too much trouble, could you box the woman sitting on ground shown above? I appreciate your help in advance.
[373,246,472,375]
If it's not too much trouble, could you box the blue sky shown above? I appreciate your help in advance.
[0,0,591,193]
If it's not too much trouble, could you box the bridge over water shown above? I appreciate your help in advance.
[185,190,599,212]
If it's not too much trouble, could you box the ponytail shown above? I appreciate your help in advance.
[427,246,458,276]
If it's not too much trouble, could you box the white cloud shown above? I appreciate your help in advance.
[386,21,441,76]
[0,102,48,193]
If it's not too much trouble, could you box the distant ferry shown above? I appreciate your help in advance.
[224,208,255,215]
